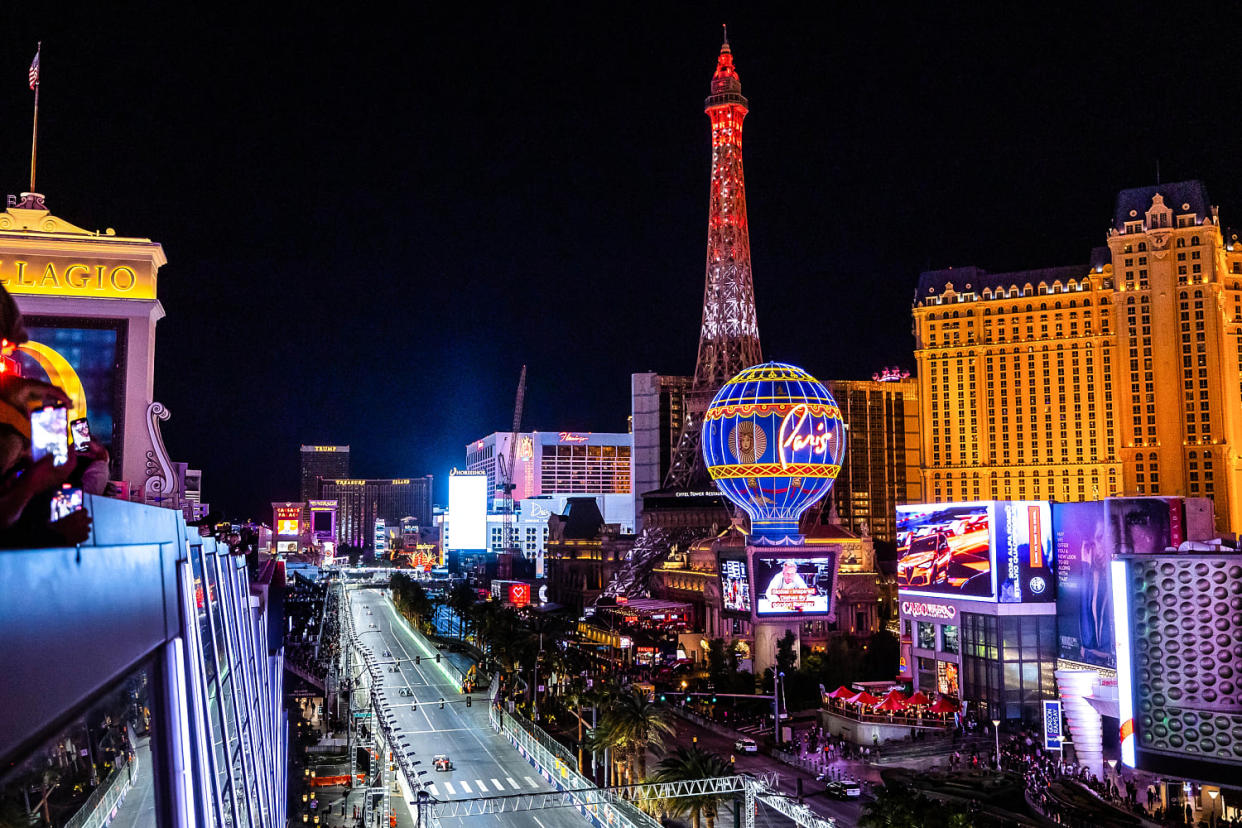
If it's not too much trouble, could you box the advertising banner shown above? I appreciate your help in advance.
[1043,700,1063,751]
[897,503,993,599]
[1105,497,1184,554]
[751,552,837,617]
[995,501,1054,603]
[718,556,752,616]
[1054,501,1115,669]
[448,471,488,550]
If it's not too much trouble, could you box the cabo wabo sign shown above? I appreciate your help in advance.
[0,256,157,300]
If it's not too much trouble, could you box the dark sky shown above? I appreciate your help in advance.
[4,6,1242,518]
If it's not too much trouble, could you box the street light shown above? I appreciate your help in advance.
[991,718,1001,768]
[1209,790,1219,828]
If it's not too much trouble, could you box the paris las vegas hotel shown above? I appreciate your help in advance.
[914,180,1242,532]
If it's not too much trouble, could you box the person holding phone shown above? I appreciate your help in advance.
[0,284,93,545]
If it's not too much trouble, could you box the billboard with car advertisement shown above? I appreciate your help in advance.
[897,501,1053,603]
[751,552,837,618]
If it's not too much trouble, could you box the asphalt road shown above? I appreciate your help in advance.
[349,588,591,828]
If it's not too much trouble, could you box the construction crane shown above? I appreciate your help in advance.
[497,365,527,556]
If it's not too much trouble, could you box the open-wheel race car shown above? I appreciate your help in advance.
[433,755,453,772]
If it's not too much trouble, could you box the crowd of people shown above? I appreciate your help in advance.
[1,286,112,547]
[995,727,1237,827]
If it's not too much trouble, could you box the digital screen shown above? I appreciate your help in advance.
[719,557,752,616]
[448,473,488,550]
[752,554,837,617]
[277,519,299,535]
[19,320,124,480]
[897,503,993,599]
[1054,501,1115,668]
[312,511,332,534]
[995,501,1054,603]
[276,541,298,553]
[1105,497,1183,554]
[508,583,531,607]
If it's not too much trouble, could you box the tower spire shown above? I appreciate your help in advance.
[665,32,762,489]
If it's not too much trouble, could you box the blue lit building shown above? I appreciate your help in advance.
[0,496,287,827]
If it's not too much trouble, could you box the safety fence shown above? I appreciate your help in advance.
[489,694,659,828]
[63,753,136,828]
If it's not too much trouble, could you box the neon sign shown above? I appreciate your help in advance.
[871,367,910,382]
[558,432,589,443]
[778,403,831,468]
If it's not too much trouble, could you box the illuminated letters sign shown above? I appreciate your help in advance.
[778,402,832,468]
[900,600,958,621]
[558,432,589,443]
[0,256,156,300]
[1043,700,1063,751]
[508,583,530,607]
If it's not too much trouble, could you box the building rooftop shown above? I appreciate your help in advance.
[1112,179,1211,230]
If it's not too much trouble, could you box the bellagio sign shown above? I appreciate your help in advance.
[0,256,157,300]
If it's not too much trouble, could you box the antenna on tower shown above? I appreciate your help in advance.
[1156,159,1161,185]
[722,23,729,45]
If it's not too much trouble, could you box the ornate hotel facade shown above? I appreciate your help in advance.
[913,181,1242,532]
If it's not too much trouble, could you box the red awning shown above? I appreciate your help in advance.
[847,690,880,706]
[906,691,932,706]
[875,689,909,711]
[826,685,855,699]
[929,695,962,713]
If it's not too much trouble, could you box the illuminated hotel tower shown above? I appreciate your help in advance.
[912,181,1242,531]
[665,28,763,488]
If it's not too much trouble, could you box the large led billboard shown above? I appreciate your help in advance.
[752,552,837,617]
[897,501,1053,603]
[897,503,993,599]
[1054,501,1115,669]
[448,471,487,550]
[719,556,752,616]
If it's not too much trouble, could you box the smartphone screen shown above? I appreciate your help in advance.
[30,406,69,467]
[50,485,84,521]
[70,417,91,452]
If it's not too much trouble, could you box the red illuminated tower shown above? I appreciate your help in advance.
[665,28,763,488]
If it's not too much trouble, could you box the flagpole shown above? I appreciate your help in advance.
[30,42,40,193]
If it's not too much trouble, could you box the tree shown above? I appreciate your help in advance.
[775,629,798,676]
[649,746,734,828]
[592,688,675,785]
[447,582,476,640]
[859,629,900,680]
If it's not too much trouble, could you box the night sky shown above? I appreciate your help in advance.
[4,6,1242,518]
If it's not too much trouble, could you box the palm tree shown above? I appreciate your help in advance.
[593,688,675,786]
[447,582,476,640]
[649,746,734,828]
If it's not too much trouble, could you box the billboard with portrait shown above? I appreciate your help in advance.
[751,553,837,617]
[718,556,752,616]
[1054,501,1114,669]
[17,318,126,480]
[1105,497,1184,555]
[897,503,994,599]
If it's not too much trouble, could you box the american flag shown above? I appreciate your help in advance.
[28,47,39,90]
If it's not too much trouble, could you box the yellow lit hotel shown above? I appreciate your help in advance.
[913,181,1242,532]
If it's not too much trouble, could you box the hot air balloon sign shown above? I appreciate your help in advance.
[701,362,846,545]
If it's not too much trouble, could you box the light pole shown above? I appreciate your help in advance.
[991,718,1001,768]
[1208,789,1219,828]
[1107,758,1118,795]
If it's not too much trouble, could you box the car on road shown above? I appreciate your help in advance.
[435,643,447,650]
[433,755,453,771]
[824,779,861,799]
[734,737,758,753]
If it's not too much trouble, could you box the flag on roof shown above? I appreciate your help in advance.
[28,47,40,90]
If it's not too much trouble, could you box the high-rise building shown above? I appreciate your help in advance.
[913,180,1242,532]
[664,30,763,490]
[630,373,693,529]
[316,477,432,550]
[299,445,349,502]
[823,373,922,544]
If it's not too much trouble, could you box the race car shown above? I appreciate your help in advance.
[433,755,453,772]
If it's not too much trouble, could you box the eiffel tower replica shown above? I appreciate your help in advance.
[664,25,762,492]
[602,30,762,601]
